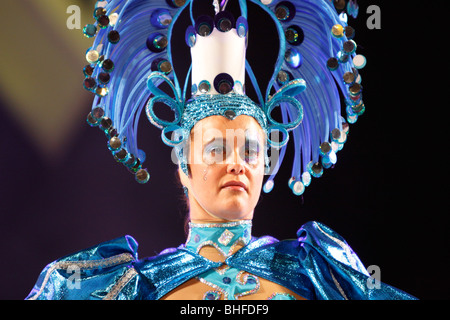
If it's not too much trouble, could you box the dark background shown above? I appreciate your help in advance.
[0,1,448,300]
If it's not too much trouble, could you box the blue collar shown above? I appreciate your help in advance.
[185,220,253,258]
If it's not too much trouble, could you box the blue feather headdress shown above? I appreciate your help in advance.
[83,0,366,196]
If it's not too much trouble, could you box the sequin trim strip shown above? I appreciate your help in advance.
[189,220,252,229]
[27,253,135,300]
[195,237,248,257]
[197,277,229,300]
[103,267,138,300]
[329,266,348,300]
[234,271,260,299]
[267,292,297,300]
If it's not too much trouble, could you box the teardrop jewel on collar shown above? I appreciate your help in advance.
[185,220,252,258]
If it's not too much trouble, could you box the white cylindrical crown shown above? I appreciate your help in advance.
[191,28,246,95]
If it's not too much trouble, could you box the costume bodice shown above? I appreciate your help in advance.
[161,220,305,300]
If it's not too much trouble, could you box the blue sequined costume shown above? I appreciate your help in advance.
[26,221,416,300]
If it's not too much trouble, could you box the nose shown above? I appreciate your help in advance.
[226,147,245,175]
[227,162,245,175]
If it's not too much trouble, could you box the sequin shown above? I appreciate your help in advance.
[302,171,311,186]
[345,26,355,39]
[86,49,99,64]
[191,84,198,95]
[343,72,355,85]
[307,161,323,178]
[185,26,196,47]
[108,30,120,44]
[106,127,118,139]
[100,117,112,131]
[327,57,339,71]
[277,70,293,85]
[275,2,295,21]
[233,81,244,95]
[98,72,110,85]
[150,9,172,28]
[151,58,172,74]
[285,25,304,45]
[83,65,94,77]
[195,16,214,37]
[95,86,109,97]
[343,40,357,55]
[124,154,137,168]
[285,48,302,68]
[114,149,128,162]
[109,13,119,26]
[93,7,106,20]
[83,77,97,91]
[236,16,248,38]
[91,107,104,120]
[167,0,186,8]
[334,0,346,11]
[331,24,344,38]
[83,24,97,38]
[215,11,234,32]
[224,110,236,120]
[353,54,367,69]
[100,59,114,73]
[349,83,362,96]
[292,181,305,196]
[337,50,350,63]
[135,168,150,184]
[97,15,110,29]
[263,180,274,193]
[146,33,168,52]
[331,128,341,142]
[108,137,122,151]
[86,114,98,127]
[319,142,332,156]
[203,291,221,300]
[214,73,234,94]
[198,80,211,93]
[218,229,234,246]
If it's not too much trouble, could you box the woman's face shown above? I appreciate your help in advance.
[179,115,266,222]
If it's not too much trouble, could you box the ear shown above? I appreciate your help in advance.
[178,165,191,190]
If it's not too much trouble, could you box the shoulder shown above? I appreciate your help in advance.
[295,220,369,274]
[26,235,139,300]
[294,221,417,300]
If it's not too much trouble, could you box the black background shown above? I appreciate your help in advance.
[0,0,448,300]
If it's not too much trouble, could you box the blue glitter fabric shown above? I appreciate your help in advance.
[26,221,417,300]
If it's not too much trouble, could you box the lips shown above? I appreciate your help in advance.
[221,180,248,191]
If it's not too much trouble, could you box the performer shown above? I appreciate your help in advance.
[26,0,416,300]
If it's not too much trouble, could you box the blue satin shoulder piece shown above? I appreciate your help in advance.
[26,235,139,300]
[295,221,417,300]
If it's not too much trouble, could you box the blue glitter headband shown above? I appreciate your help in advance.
[83,0,366,196]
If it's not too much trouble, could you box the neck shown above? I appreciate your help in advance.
[185,220,252,259]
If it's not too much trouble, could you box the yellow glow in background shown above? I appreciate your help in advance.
[0,0,94,163]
